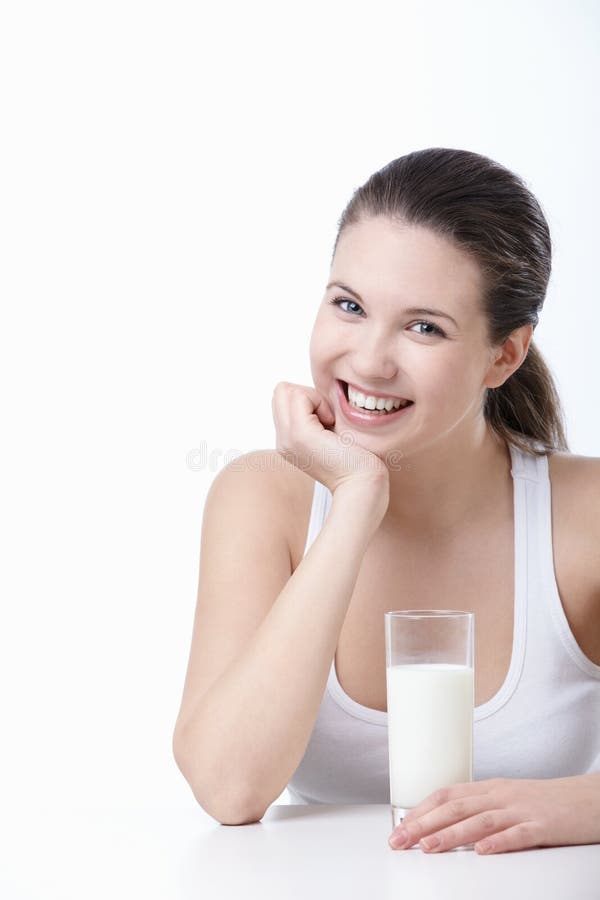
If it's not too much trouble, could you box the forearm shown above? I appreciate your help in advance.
[573,771,600,841]
[176,486,385,824]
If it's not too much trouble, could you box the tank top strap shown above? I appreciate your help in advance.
[508,440,549,483]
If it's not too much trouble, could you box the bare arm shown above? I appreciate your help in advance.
[172,461,386,825]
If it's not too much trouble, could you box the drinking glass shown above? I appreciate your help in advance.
[385,610,474,851]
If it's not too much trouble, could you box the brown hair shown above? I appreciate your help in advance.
[332,148,569,456]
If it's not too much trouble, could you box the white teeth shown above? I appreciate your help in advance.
[347,384,410,411]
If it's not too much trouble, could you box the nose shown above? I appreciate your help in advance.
[350,330,400,384]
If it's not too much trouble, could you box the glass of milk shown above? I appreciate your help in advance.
[385,610,474,849]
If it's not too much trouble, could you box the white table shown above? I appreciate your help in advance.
[2,803,598,899]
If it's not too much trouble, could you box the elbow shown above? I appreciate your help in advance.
[172,719,190,759]
[172,726,267,825]
[217,804,267,826]
[172,722,192,782]
[192,784,268,826]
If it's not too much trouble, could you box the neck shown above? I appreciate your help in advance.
[382,420,512,538]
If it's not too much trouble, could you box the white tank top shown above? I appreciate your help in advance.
[287,442,600,804]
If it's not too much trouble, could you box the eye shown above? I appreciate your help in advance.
[409,321,446,338]
[329,297,364,316]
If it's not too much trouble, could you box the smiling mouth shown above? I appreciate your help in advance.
[339,380,414,413]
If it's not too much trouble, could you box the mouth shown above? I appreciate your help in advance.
[339,380,414,413]
[336,380,415,426]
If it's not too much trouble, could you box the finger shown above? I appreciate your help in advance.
[397,795,494,847]
[400,780,498,826]
[299,387,335,426]
[473,821,541,855]
[417,809,517,853]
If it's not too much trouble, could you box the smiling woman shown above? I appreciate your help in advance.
[172,148,600,856]
[320,148,568,459]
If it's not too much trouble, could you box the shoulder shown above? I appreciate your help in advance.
[547,450,600,589]
[208,449,295,502]
[209,450,316,568]
[214,449,315,501]
[547,450,600,510]
[548,450,600,523]
[547,451,600,662]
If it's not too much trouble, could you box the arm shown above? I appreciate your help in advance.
[172,454,387,825]
[389,455,600,854]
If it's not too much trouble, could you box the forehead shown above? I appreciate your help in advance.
[331,217,485,309]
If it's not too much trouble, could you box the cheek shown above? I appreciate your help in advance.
[309,325,342,373]
[417,365,476,420]
[308,318,327,360]
[309,340,326,382]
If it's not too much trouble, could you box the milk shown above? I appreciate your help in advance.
[386,663,473,809]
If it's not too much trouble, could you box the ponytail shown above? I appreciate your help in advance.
[483,341,569,455]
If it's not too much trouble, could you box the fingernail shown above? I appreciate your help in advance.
[421,835,440,850]
[389,827,409,849]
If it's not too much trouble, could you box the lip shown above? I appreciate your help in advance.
[336,380,414,429]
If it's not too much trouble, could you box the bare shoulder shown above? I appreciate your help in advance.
[210,449,295,510]
[548,450,600,586]
[546,450,600,669]
[212,450,316,568]
[548,450,600,511]
[217,449,315,502]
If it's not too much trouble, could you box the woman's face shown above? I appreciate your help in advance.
[309,216,499,457]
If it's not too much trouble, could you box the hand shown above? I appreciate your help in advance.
[388,775,600,855]
[272,381,390,503]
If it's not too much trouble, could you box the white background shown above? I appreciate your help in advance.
[1,0,598,823]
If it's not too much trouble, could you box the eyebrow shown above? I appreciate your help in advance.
[326,281,459,329]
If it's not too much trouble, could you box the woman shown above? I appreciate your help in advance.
[172,148,600,855]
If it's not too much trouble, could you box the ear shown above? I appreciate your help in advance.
[483,324,534,390]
